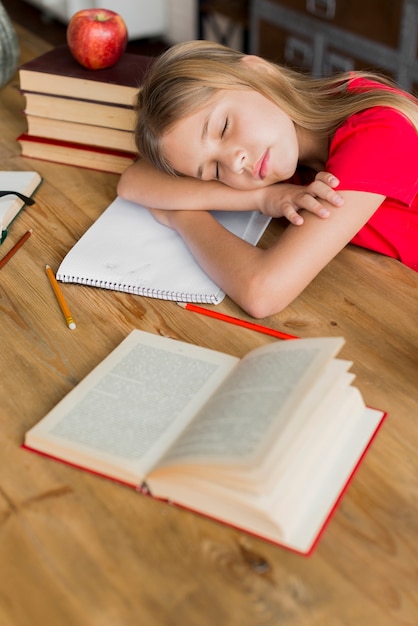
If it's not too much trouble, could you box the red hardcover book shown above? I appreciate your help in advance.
[19,45,155,106]
[23,330,386,555]
[17,134,136,174]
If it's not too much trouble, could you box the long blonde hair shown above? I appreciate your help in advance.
[135,40,418,175]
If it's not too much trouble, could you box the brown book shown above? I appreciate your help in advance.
[23,92,136,131]
[19,45,155,106]
[25,114,136,152]
[17,134,136,174]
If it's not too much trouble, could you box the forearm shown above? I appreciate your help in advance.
[117,159,262,212]
[159,190,385,318]
[118,161,344,226]
[171,211,292,317]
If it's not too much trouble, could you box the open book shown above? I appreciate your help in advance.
[56,196,271,304]
[0,171,42,243]
[24,330,385,555]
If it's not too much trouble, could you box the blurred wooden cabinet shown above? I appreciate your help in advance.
[250,0,418,92]
[198,0,250,51]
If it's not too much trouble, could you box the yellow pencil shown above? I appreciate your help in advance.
[45,264,76,330]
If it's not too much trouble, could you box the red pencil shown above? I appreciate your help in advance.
[0,229,33,270]
[177,302,298,340]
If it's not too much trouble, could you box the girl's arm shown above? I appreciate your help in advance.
[117,159,343,225]
[150,189,385,318]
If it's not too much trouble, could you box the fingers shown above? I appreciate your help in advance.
[280,202,304,225]
[300,194,331,218]
[313,172,344,206]
[315,171,339,187]
[308,180,344,208]
[262,175,343,225]
[283,194,331,225]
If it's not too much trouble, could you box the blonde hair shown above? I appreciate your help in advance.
[135,40,418,175]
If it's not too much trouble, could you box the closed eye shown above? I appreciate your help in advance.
[215,118,229,179]
[221,118,229,138]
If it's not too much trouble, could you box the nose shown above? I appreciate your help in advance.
[225,147,246,174]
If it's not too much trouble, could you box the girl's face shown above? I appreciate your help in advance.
[161,88,300,190]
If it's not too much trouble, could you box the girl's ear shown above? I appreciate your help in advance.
[240,54,275,74]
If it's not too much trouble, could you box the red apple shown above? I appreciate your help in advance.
[67,9,128,70]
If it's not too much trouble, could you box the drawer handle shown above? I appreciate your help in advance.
[306,0,336,19]
[284,37,313,68]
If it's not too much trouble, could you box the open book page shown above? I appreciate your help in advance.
[146,362,356,535]
[240,361,355,491]
[24,330,238,486]
[148,394,384,552]
[0,171,41,237]
[146,469,287,545]
[268,391,385,551]
[151,337,345,475]
[146,337,385,552]
[168,361,355,494]
[56,197,271,304]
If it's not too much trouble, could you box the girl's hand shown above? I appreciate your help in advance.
[258,172,344,225]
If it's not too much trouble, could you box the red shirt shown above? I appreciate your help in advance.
[325,81,418,271]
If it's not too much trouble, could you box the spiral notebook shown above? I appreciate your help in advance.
[56,197,271,304]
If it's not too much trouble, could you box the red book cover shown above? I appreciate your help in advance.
[17,133,135,156]
[17,133,136,174]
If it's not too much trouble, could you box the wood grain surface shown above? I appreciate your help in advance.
[0,23,417,626]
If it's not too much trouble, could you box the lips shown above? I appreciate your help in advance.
[253,149,270,179]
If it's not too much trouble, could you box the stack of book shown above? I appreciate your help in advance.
[17,46,155,174]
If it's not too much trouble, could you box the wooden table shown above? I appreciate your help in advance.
[1,24,417,626]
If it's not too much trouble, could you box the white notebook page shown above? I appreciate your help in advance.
[57,197,271,304]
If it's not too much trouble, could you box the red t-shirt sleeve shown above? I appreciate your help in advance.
[326,107,418,206]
